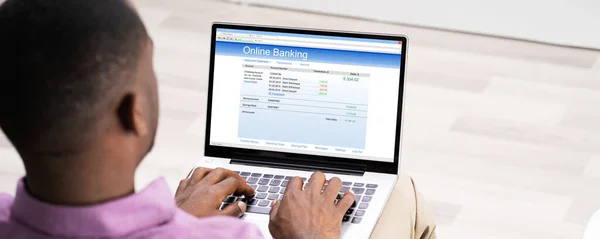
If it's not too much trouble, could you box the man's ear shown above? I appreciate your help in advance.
[117,93,148,136]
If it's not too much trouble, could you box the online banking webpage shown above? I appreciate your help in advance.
[209,28,402,162]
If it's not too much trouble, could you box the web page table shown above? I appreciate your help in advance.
[238,64,371,149]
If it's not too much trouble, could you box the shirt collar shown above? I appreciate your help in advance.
[10,177,176,238]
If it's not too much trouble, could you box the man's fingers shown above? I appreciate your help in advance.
[218,201,247,217]
[268,200,282,238]
[176,179,189,195]
[189,167,212,184]
[269,199,280,220]
[336,190,356,215]
[216,177,255,197]
[322,177,342,202]
[203,168,244,185]
[306,171,326,195]
[285,176,303,194]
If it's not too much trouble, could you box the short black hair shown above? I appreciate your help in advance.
[0,0,148,153]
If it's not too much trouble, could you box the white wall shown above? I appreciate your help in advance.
[236,0,600,50]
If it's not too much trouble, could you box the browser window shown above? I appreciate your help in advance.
[209,28,402,162]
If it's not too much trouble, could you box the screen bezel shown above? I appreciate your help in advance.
[204,23,407,174]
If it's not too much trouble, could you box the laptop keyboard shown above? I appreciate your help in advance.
[220,171,378,224]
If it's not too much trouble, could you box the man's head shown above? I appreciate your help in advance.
[0,0,158,181]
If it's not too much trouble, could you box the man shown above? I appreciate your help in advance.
[0,0,436,238]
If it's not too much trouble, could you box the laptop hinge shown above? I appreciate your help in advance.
[231,153,366,176]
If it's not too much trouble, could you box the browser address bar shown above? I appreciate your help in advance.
[236,38,401,54]
[275,35,400,48]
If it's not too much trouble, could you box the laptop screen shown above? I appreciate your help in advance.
[209,28,403,163]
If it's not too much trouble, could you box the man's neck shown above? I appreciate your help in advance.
[22,154,137,206]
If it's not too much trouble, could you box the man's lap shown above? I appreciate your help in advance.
[371,175,436,239]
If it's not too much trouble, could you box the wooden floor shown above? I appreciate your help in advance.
[1,0,600,238]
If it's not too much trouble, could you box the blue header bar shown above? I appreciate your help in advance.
[215,41,402,68]
[217,28,400,44]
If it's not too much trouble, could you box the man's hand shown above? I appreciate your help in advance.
[268,171,356,239]
[175,167,255,218]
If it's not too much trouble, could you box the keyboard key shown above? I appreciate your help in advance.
[256,193,268,199]
[355,210,365,217]
[246,206,271,214]
[342,181,352,186]
[351,217,362,224]
[220,203,229,210]
[240,172,251,177]
[258,200,271,207]
[365,189,376,195]
[343,215,350,222]
[241,177,248,181]
[257,185,268,192]
[278,194,284,200]
[358,203,369,209]
[274,175,285,179]
[284,176,293,180]
[224,196,236,203]
[258,179,270,185]
[354,195,362,205]
[234,171,240,174]
[263,174,274,179]
[282,181,289,187]
[248,198,258,205]
[340,187,350,192]
[269,187,280,193]
[351,188,365,194]
[353,183,365,187]
[366,184,378,188]
[362,196,372,202]
[250,184,258,190]
[279,187,286,194]
[251,173,262,177]
[346,209,354,215]
[268,193,278,200]
[270,180,282,186]
[247,177,259,184]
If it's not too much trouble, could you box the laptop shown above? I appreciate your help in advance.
[194,22,407,238]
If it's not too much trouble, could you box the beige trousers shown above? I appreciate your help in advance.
[370,175,437,239]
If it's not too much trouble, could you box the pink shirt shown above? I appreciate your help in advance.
[0,178,264,238]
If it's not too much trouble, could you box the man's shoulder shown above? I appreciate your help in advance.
[0,194,266,239]
[0,193,14,221]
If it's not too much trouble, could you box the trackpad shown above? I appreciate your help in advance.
[243,213,272,239]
